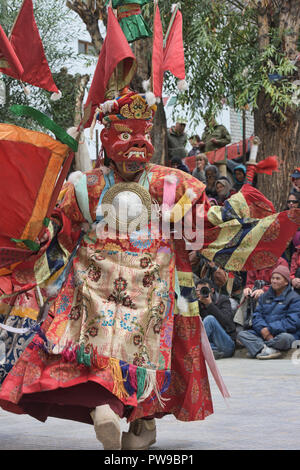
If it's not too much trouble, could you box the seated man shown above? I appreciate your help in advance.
[237,265,300,359]
[243,256,289,301]
[196,278,236,360]
[234,257,290,333]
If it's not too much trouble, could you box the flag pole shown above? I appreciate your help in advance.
[163,3,180,48]
[150,0,159,92]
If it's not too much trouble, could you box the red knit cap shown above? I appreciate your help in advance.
[271,265,290,282]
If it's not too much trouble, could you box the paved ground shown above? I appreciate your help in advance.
[1,355,300,451]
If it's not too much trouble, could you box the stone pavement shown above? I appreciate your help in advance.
[1,355,300,451]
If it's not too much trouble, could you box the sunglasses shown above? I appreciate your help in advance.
[287,200,298,204]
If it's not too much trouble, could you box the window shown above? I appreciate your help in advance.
[78,40,96,56]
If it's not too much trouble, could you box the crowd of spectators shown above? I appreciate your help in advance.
[167,116,300,361]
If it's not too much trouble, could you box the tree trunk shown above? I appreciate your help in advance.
[130,38,152,92]
[74,73,90,126]
[66,0,106,54]
[151,100,168,165]
[255,89,300,211]
[130,38,167,165]
[254,0,300,211]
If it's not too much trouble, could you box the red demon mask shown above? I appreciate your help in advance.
[98,90,156,164]
[101,119,154,163]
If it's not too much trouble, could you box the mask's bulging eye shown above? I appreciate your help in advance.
[119,133,131,141]
[145,133,152,142]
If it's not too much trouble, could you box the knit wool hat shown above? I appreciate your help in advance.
[271,265,291,282]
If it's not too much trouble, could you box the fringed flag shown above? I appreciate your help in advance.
[202,184,300,272]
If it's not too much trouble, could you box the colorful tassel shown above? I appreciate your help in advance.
[109,358,130,400]
[160,370,171,394]
[120,361,135,396]
[129,364,137,391]
[76,343,91,367]
[136,366,147,400]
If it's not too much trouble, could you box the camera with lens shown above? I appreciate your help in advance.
[253,279,267,291]
[199,286,211,298]
[244,279,267,330]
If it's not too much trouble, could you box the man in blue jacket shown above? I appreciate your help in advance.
[237,265,300,359]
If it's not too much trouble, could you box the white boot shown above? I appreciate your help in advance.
[122,418,156,450]
[90,404,121,450]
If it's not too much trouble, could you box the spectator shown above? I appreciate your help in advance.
[189,252,228,294]
[196,278,236,360]
[192,153,209,183]
[232,164,247,191]
[199,115,231,153]
[228,272,244,315]
[284,192,300,263]
[290,244,300,295]
[205,165,219,198]
[291,167,300,196]
[167,119,188,161]
[188,135,202,157]
[237,265,300,359]
[234,257,289,331]
[243,257,289,300]
[286,192,300,210]
[208,197,218,206]
[215,178,236,205]
[170,156,190,174]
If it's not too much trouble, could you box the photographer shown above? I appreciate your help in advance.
[196,278,236,360]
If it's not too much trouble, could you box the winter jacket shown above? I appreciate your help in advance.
[199,292,236,341]
[200,124,231,152]
[252,284,300,340]
[167,127,188,160]
[245,257,289,292]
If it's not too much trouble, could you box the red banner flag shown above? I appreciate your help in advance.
[0,0,59,95]
[152,4,164,98]
[163,9,185,81]
[151,7,186,98]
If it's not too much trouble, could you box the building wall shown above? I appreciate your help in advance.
[229,108,254,143]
